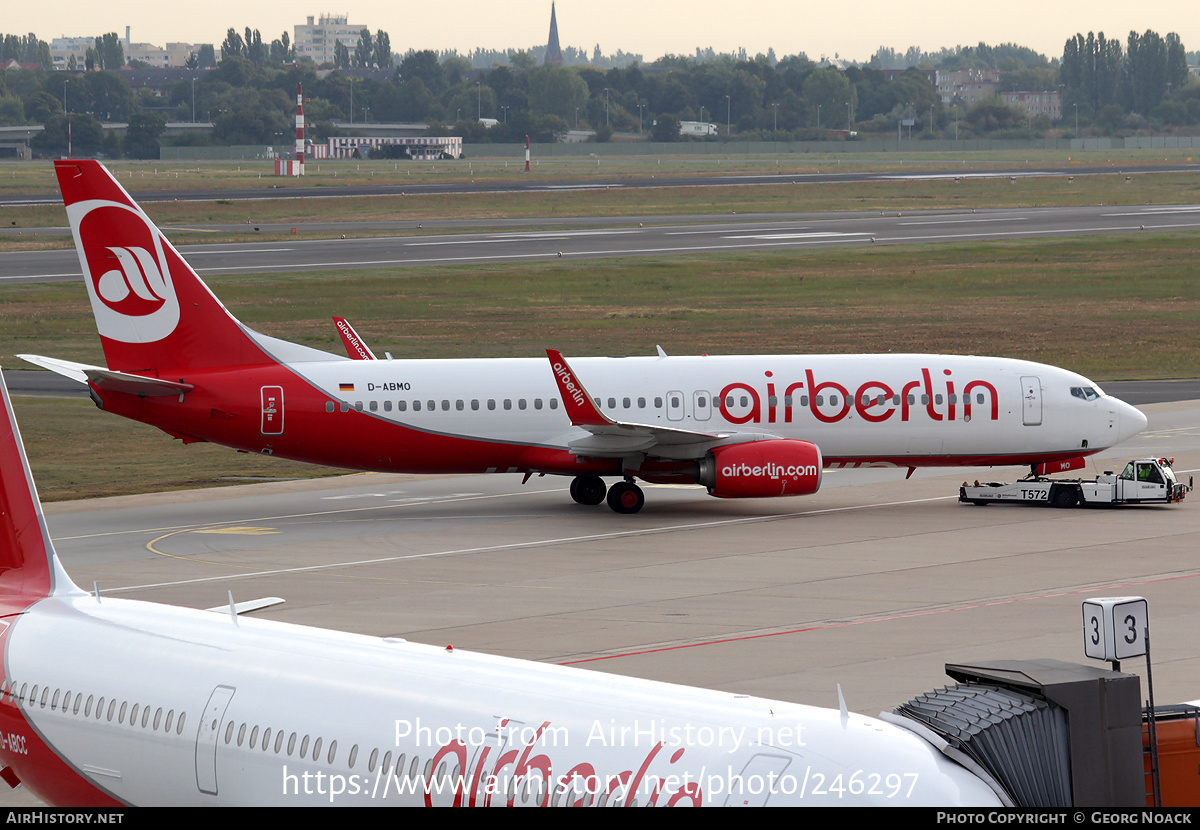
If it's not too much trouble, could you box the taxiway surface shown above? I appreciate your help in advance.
[38,400,1200,718]
[5,398,1197,806]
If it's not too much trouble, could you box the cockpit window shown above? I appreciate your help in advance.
[1070,386,1100,401]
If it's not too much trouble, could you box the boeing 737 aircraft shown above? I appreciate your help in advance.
[0,369,1005,806]
[21,160,1147,514]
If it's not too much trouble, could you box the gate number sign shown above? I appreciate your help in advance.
[1082,597,1148,661]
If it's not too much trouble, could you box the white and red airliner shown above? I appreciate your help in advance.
[0,369,1006,806]
[21,160,1147,514]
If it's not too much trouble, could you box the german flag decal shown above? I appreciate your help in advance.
[339,383,354,392]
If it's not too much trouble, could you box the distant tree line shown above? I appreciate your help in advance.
[1,33,52,70]
[0,26,1197,160]
[1061,31,1191,125]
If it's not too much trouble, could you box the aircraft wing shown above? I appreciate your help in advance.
[546,349,776,458]
[18,354,194,398]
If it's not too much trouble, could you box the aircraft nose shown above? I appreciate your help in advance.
[1113,397,1148,445]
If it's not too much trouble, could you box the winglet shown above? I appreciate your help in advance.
[546,350,611,427]
[333,317,377,360]
[0,369,77,601]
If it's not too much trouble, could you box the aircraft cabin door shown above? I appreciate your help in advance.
[196,685,236,796]
[666,390,685,422]
[261,386,284,435]
[693,390,712,422]
[1020,376,1042,426]
[723,753,793,806]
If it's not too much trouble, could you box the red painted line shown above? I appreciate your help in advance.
[560,571,1200,665]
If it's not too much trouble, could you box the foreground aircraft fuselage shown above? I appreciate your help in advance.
[0,371,1003,806]
[21,160,1147,513]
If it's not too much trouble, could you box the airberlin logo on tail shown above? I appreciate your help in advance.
[96,246,168,312]
[69,200,180,343]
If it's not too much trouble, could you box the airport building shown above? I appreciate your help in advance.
[49,37,94,70]
[293,14,366,66]
[326,135,463,160]
[50,29,207,69]
[936,69,1001,105]
[1001,90,1062,121]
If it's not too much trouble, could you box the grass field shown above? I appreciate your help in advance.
[10,396,345,501]
[5,230,1199,501]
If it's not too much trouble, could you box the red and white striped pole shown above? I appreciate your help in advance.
[524,134,530,172]
[294,83,305,176]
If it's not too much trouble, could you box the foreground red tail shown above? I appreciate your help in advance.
[0,370,69,602]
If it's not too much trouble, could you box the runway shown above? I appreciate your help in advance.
[4,162,1196,207]
[4,202,1200,286]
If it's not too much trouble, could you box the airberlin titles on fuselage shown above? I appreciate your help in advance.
[344,365,996,427]
[717,368,997,426]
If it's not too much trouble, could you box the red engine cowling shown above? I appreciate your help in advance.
[698,439,823,498]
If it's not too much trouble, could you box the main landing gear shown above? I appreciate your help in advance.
[569,474,607,505]
[569,475,645,514]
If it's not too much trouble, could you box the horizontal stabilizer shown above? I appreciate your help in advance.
[15,354,91,384]
[205,596,285,616]
[18,354,193,397]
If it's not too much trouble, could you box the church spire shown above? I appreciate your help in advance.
[545,3,563,66]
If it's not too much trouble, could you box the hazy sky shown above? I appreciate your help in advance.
[8,1,1198,64]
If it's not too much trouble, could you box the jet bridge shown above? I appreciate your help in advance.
[890,659,1145,807]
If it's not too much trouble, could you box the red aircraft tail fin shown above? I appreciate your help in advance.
[54,159,273,374]
[0,369,75,602]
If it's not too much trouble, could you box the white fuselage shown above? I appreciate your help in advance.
[3,589,1002,807]
[272,352,1142,468]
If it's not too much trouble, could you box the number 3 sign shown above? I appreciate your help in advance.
[1082,597,1149,661]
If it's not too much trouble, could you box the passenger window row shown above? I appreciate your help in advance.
[326,398,565,414]
[2,679,186,736]
[220,716,454,788]
[212,713,623,806]
[1,677,637,806]
[707,393,988,408]
[318,393,990,415]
